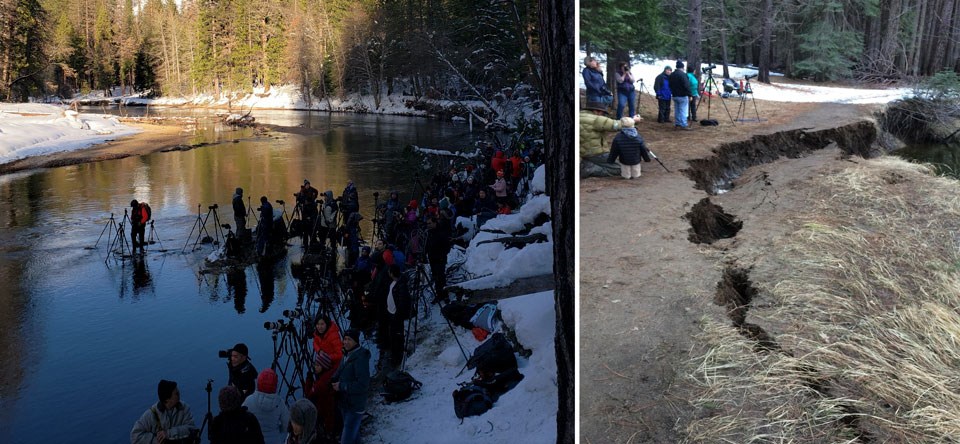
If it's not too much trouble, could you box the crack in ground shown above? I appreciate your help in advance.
[685,198,743,244]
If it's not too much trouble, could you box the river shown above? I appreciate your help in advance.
[0,110,476,443]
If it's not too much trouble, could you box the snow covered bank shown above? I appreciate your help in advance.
[579,54,914,105]
[367,290,557,443]
[0,103,140,165]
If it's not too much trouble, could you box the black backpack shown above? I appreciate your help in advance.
[466,333,517,374]
[383,370,422,403]
[441,302,481,330]
[453,385,493,419]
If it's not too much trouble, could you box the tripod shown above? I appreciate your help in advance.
[635,78,650,116]
[197,379,214,440]
[183,204,226,252]
[735,76,762,122]
[701,71,736,125]
[146,220,165,251]
[105,210,133,261]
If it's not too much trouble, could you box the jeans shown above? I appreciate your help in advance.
[616,90,636,119]
[340,407,363,444]
[673,96,689,127]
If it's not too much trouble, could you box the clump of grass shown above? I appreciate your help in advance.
[685,157,960,443]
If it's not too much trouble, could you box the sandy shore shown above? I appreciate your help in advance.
[0,122,198,175]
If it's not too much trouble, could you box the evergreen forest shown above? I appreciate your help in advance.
[582,0,960,84]
[0,0,541,104]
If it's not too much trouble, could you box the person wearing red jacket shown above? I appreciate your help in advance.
[490,150,507,174]
[304,315,343,433]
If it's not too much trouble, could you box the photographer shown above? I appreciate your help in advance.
[318,191,338,249]
[226,343,257,401]
[130,199,148,253]
[582,56,612,105]
[297,180,319,248]
[131,379,199,444]
[304,315,343,434]
[340,180,360,223]
[232,188,246,238]
[256,197,273,257]
[614,61,636,119]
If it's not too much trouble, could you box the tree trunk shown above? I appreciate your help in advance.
[911,0,927,76]
[758,0,773,83]
[687,0,703,74]
[607,48,628,114]
[538,0,574,442]
[720,0,731,78]
[930,0,955,73]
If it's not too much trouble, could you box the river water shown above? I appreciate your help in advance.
[0,110,475,443]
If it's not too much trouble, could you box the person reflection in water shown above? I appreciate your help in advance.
[132,255,152,294]
[257,262,275,313]
[227,268,247,314]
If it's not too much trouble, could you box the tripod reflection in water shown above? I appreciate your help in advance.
[198,262,278,315]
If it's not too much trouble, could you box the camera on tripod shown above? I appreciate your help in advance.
[283,307,303,319]
[373,191,380,198]
[704,64,717,73]
[208,204,218,210]
[276,199,285,205]
[264,319,292,332]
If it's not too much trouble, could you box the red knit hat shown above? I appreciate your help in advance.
[257,368,278,394]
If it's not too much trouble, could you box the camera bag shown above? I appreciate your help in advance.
[700,119,719,126]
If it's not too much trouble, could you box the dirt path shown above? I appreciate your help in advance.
[579,100,882,443]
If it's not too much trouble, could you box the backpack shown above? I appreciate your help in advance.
[140,203,152,223]
[383,370,422,403]
[466,333,517,374]
[469,303,498,332]
[452,385,493,419]
[441,302,481,330]
[700,119,719,126]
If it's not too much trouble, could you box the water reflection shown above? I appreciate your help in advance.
[0,110,473,443]
[896,142,960,179]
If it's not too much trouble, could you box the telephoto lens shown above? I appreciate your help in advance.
[218,349,230,358]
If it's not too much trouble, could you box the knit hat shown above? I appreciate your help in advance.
[324,190,333,199]
[235,187,243,195]
[439,197,450,210]
[257,369,278,394]
[304,179,310,185]
[408,199,419,209]
[676,60,684,69]
[289,399,317,444]
[157,379,177,403]
[343,329,361,343]
[218,385,242,412]
[231,343,249,357]
[664,65,673,71]
[620,117,635,129]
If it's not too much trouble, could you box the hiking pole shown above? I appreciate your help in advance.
[648,149,671,173]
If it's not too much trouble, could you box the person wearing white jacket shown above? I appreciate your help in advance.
[242,369,289,444]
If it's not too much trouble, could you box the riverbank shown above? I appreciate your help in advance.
[578,99,935,442]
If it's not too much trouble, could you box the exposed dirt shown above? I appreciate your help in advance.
[579,98,885,443]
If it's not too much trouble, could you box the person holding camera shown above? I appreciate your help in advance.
[332,329,371,444]
[305,315,344,434]
[582,56,612,105]
[208,385,264,444]
[257,197,274,257]
[614,61,637,119]
[226,343,258,401]
[653,66,673,123]
[131,379,199,444]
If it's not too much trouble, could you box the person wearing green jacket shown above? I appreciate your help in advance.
[688,68,701,122]
[580,101,642,178]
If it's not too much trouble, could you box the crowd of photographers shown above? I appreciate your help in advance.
[131,141,543,444]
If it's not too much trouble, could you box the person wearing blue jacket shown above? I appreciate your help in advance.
[582,56,612,105]
[653,66,673,123]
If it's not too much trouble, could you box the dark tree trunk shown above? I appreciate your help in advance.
[539,0,574,442]
[930,0,955,73]
[687,0,703,74]
[758,0,773,83]
[720,0,731,78]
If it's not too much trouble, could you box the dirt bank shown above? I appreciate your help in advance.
[579,99,887,443]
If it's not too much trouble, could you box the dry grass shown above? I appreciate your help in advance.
[685,157,960,443]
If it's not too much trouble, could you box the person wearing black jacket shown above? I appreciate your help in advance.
[426,211,452,304]
[209,386,264,444]
[607,117,652,180]
[227,343,257,400]
[653,66,673,123]
[384,264,411,368]
[668,60,693,129]
[232,188,246,238]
